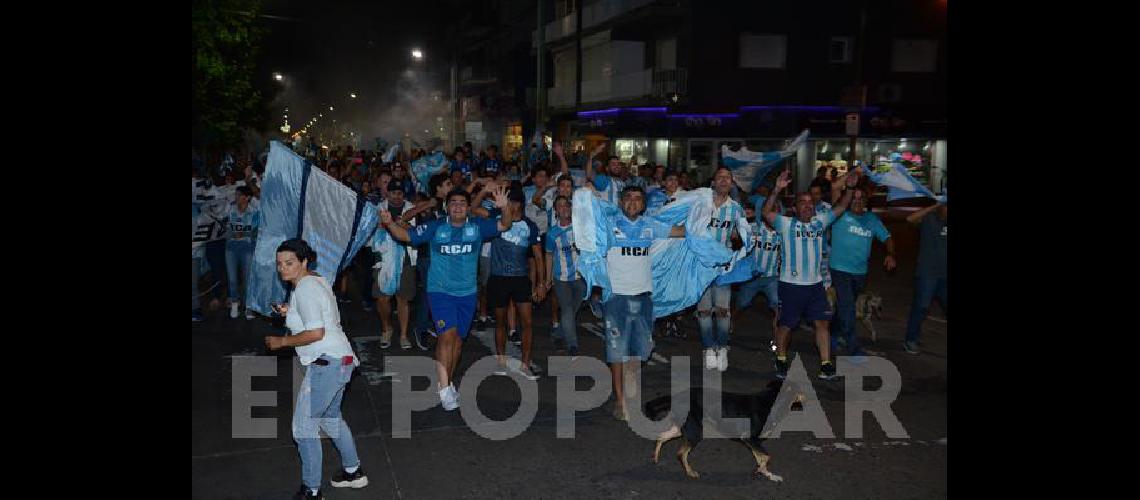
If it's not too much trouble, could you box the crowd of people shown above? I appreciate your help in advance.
[194,138,949,378]
[193,138,943,373]
[193,139,947,499]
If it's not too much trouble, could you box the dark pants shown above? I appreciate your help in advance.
[352,250,375,302]
[905,276,948,344]
[829,269,867,355]
[204,240,228,301]
[414,258,432,333]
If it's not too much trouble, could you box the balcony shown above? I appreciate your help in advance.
[548,68,654,108]
[534,0,656,46]
[652,68,687,98]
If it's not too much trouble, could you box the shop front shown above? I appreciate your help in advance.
[553,106,945,196]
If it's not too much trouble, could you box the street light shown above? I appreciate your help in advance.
[411,49,423,60]
[273,72,283,81]
[350,93,357,99]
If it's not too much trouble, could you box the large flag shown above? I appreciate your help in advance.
[381,143,400,163]
[720,129,810,192]
[865,152,939,202]
[409,150,450,193]
[246,141,380,316]
[572,187,743,318]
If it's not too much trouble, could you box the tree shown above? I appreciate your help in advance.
[192,0,272,153]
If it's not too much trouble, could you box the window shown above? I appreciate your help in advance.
[891,39,938,73]
[656,37,677,70]
[740,34,786,69]
[829,37,853,64]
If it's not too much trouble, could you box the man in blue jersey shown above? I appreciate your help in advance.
[763,168,857,380]
[903,200,947,355]
[827,180,896,360]
[543,195,583,358]
[479,145,503,177]
[585,142,625,204]
[450,148,473,182]
[226,186,260,320]
[477,189,545,380]
[598,185,686,420]
[735,202,781,345]
[698,167,746,372]
[380,186,512,411]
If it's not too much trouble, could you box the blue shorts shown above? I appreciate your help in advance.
[777,281,833,329]
[603,293,655,363]
[427,292,477,339]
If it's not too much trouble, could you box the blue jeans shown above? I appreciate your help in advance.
[603,293,655,363]
[736,275,779,311]
[905,276,948,344]
[552,279,586,350]
[293,357,361,490]
[697,285,732,349]
[225,240,254,303]
[829,269,867,355]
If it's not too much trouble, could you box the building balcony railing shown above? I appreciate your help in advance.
[652,68,687,98]
[548,68,654,108]
[534,0,656,46]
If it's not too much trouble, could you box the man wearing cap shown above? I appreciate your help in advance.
[370,181,420,350]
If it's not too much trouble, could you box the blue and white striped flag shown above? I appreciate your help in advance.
[866,152,938,202]
[246,141,380,316]
[720,129,809,192]
[409,150,450,193]
[381,143,400,163]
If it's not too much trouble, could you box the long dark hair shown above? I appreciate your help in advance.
[276,238,317,270]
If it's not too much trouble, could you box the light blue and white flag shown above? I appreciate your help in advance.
[572,187,739,318]
[369,225,406,297]
[720,129,810,192]
[382,143,400,163]
[246,141,380,316]
[410,150,451,193]
[865,152,938,202]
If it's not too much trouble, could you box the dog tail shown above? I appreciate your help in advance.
[644,394,672,419]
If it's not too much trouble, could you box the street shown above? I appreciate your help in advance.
[191,258,947,499]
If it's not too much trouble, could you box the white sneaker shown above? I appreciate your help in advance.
[229,302,240,319]
[439,384,459,411]
[704,349,718,370]
[244,309,255,320]
[717,347,729,372]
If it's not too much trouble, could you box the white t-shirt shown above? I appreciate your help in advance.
[285,275,358,366]
[605,214,674,296]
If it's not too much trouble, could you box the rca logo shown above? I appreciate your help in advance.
[440,244,473,254]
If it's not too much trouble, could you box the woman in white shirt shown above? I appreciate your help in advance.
[264,239,369,499]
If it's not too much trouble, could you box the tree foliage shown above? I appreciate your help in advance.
[192,0,271,151]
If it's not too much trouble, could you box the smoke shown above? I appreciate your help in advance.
[356,68,451,156]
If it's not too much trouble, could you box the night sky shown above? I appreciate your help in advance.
[255,0,455,141]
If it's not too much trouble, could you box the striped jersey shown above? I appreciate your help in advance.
[545,221,579,282]
[707,197,744,248]
[592,174,625,204]
[227,203,260,242]
[773,212,835,285]
[749,220,781,278]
